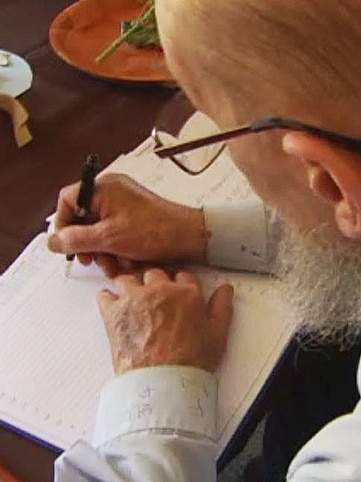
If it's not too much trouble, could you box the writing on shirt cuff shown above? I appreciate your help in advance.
[203,197,268,272]
[93,366,217,448]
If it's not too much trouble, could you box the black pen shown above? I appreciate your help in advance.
[65,153,100,278]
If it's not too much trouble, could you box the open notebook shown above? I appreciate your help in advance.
[0,117,294,462]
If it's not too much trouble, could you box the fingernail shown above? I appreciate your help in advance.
[98,289,117,303]
[48,234,61,252]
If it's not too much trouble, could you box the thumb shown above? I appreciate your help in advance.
[207,283,234,342]
[48,223,104,254]
[98,289,118,321]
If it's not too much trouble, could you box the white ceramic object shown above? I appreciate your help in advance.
[0,49,33,97]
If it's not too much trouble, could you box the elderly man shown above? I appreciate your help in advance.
[50,1,361,481]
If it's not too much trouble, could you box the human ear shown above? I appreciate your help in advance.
[283,132,361,239]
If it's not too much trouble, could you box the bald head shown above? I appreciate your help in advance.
[157,1,361,128]
[156,1,361,343]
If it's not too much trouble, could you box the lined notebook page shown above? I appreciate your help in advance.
[0,131,293,457]
[204,269,292,456]
[0,235,114,449]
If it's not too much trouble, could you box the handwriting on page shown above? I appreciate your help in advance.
[103,143,256,207]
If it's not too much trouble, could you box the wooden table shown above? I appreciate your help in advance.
[0,1,174,480]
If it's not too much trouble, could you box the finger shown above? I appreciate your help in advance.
[175,270,202,289]
[78,253,93,266]
[113,274,142,294]
[94,254,120,279]
[48,222,105,255]
[143,268,170,284]
[116,258,142,274]
[98,289,118,319]
[207,284,234,339]
[164,262,187,279]
[55,183,81,229]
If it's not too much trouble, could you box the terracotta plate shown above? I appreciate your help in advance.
[49,0,174,84]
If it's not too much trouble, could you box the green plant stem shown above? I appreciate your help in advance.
[96,5,155,63]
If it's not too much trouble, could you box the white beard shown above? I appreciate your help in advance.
[275,226,361,349]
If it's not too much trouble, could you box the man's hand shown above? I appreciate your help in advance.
[98,268,233,374]
[48,174,206,277]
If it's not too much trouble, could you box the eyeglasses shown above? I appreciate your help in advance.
[152,116,361,176]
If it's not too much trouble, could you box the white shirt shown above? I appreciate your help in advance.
[55,366,217,482]
[55,201,361,481]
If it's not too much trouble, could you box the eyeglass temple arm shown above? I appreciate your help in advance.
[154,117,361,158]
[261,118,361,153]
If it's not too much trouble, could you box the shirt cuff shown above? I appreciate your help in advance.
[93,366,217,448]
[203,197,268,272]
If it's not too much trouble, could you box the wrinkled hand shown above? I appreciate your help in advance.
[98,268,233,374]
[48,174,206,277]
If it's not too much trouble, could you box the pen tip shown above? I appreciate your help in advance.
[65,260,72,279]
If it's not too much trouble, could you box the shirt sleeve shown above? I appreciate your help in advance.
[203,197,269,272]
[54,366,218,482]
[287,361,361,482]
